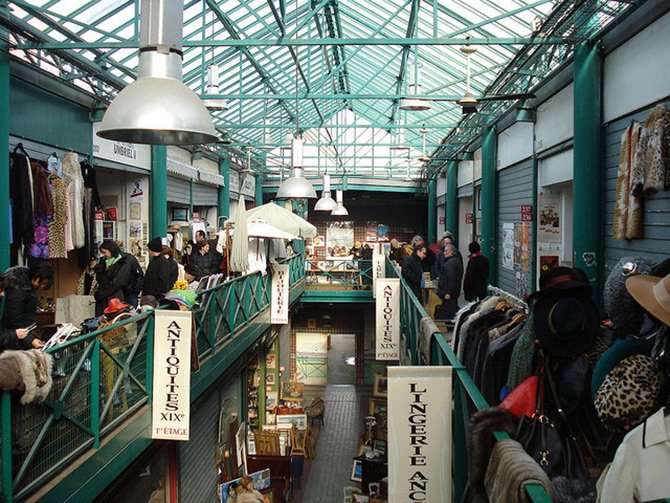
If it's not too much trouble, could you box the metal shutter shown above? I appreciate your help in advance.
[604,101,670,275]
[497,160,533,296]
[167,176,190,205]
[192,182,218,206]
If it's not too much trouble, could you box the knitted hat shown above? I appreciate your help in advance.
[594,354,661,432]
[533,294,598,358]
[147,237,162,253]
[626,271,670,327]
[604,257,653,333]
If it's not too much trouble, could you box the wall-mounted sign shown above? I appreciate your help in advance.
[439,216,445,225]
[152,310,192,441]
[92,122,151,169]
[521,204,533,222]
[388,366,453,503]
[465,212,473,224]
[502,223,515,271]
[538,194,561,243]
[229,170,256,197]
[271,264,290,324]
[372,251,386,298]
[375,278,400,360]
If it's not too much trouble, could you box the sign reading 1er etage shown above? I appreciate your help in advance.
[388,366,453,503]
[152,310,192,441]
[375,278,400,360]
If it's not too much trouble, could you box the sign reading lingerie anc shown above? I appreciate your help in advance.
[152,310,192,441]
[375,278,400,360]
[271,264,290,324]
[372,250,386,299]
[388,366,453,503]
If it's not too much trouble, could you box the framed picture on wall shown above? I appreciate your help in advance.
[281,381,305,401]
[351,459,363,483]
[372,375,388,398]
[266,372,276,386]
[266,354,277,369]
[171,207,188,221]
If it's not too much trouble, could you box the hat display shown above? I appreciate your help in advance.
[590,338,654,399]
[533,294,599,358]
[103,297,130,315]
[594,354,661,432]
[603,257,653,333]
[626,272,670,327]
[147,237,162,253]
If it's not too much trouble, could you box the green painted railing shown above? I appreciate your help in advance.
[305,259,372,290]
[0,252,305,502]
[385,260,553,503]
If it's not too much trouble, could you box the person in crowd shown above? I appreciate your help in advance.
[402,244,427,301]
[349,241,363,260]
[195,230,207,245]
[463,241,490,302]
[389,239,403,264]
[2,261,53,350]
[94,240,132,316]
[412,235,436,273]
[361,243,373,288]
[0,274,37,351]
[142,237,172,301]
[235,475,264,503]
[190,241,219,280]
[121,249,144,308]
[162,245,179,288]
[436,243,464,320]
[184,264,199,292]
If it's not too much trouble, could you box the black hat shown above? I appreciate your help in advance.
[529,266,592,300]
[147,237,162,253]
[534,294,599,358]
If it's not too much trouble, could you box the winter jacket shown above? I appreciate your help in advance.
[2,267,38,346]
[142,255,172,300]
[463,253,490,302]
[190,250,219,280]
[123,252,145,297]
[166,257,178,288]
[402,254,424,300]
[437,255,464,300]
[9,153,34,251]
[0,327,31,352]
[94,255,132,315]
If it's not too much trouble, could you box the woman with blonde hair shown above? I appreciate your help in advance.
[236,475,264,502]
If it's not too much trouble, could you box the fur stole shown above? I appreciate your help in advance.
[468,407,517,486]
[0,350,54,404]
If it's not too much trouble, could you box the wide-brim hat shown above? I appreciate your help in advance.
[534,293,599,358]
[604,257,653,333]
[626,273,670,327]
[529,266,592,300]
[103,297,130,315]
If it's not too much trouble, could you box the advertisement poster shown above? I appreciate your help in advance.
[271,264,290,324]
[377,223,390,242]
[388,367,452,503]
[502,223,515,270]
[375,278,400,360]
[540,255,560,273]
[326,221,354,258]
[365,221,378,242]
[539,194,561,243]
[372,250,386,298]
[152,310,192,441]
[519,222,531,272]
[129,179,144,200]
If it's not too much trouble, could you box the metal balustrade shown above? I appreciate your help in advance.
[0,252,305,501]
[305,259,373,290]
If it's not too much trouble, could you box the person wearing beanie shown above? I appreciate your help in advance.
[142,237,172,300]
[463,241,490,302]
[94,240,132,316]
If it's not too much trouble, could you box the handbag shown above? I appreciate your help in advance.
[514,363,589,481]
[499,374,541,418]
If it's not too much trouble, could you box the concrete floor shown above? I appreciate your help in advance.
[327,333,356,385]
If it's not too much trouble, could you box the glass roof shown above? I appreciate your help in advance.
[2,0,641,181]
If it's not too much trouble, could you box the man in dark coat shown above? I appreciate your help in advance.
[402,244,427,301]
[122,251,144,308]
[190,241,219,280]
[142,237,172,301]
[2,262,53,349]
[436,244,464,320]
[463,241,490,302]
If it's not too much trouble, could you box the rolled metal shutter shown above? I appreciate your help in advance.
[167,176,190,205]
[497,160,533,296]
[192,182,218,206]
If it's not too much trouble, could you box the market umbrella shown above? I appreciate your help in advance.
[229,220,298,240]
[224,202,317,238]
[229,194,249,272]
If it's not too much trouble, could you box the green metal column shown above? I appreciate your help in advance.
[481,127,497,283]
[446,161,458,245]
[219,153,230,220]
[573,42,603,300]
[151,145,167,237]
[0,29,10,271]
[255,174,263,206]
[427,179,436,243]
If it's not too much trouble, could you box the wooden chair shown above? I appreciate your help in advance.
[253,429,281,456]
[289,425,307,457]
[305,396,325,428]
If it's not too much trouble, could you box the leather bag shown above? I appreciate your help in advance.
[499,374,541,418]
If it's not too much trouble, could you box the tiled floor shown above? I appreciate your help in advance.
[295,384,371,503]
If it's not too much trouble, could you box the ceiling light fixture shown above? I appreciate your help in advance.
[418,127,431,162]
[98,0,218,145]
[331,189,349,215]
[203,64,229,111]
[314,173,338,211]
[400,54,431,112]
[458,44,479,115]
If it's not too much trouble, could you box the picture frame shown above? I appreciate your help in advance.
[351,459,363,483]
[266,372,276,386]
[265,391,278,410]
[280,381,304,401]
[235,423,246,474]
[266,354,277,369]
[373,439,386,455]
[368,398,387,416]
[372,375,388,398]
[171,207,188,222]
[276,414,307,430]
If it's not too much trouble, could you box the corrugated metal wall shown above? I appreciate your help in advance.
[604,99,670,274]
[497,160,533,296]
[167,176,191,205]
[192,183,218,206]
[178,389,220,502]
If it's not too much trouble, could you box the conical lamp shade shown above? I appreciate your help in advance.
[276,167,317,199]
[331,189,348,215]
[314,174,338,211]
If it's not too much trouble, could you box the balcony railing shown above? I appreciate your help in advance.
[0,252,305,502]
[305,259,372,290]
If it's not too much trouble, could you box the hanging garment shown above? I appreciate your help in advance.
[612,122,638,240]
[28,162,53,259]
[48,173,68,259]
[64,185,75,253]
[625,123,643,239]
[638,105,670,195]
[62,152,86,248]
[9,152,35,250]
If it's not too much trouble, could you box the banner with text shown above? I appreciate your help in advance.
[271,264,290,324]
[388,366,453,503]
[375,278,400,360]
[152,310,192,441]
[372,251,386,298]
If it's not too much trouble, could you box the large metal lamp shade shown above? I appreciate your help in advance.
[331,189,349,216]
[97,0,218,145]
[314,174,338,211]
[276,137,317,198]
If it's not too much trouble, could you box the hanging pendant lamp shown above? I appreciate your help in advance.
[400,56,431,112]
[98,0,218,145]
[331,189,349,216]
[276,136,317,198]
[314,174,338,211]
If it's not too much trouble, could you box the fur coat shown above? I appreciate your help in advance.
[613,121,642,240]
[62,152,86,249]
[0,350,54,404]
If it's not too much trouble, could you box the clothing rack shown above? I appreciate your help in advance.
[487,285,529,312]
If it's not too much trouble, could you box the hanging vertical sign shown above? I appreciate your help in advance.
[372,250,386,298]
[152,310,193,441]
[375,278,400,360]
[388,366,453,503]
[271,264,290,324]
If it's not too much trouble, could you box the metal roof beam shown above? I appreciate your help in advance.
[390,0,420,126]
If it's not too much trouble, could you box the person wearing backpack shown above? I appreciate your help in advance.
[122,250,144,308]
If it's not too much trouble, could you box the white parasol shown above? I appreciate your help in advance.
[229,194,249,272]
